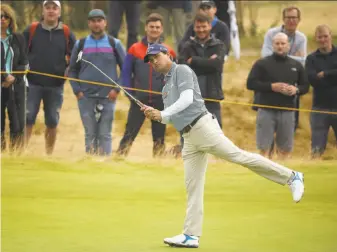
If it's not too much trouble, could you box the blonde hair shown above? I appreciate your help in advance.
[1,4,18,33]
[315,24,331,36]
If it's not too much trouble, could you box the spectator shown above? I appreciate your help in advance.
[305,25,337,159]
[147,1,187,52]
[1,41,5,83]
[179,13,225,128]
[259,6,307,130]
[68,9,126,156]
[1,4,28,152]
[108,1,141,50]
[23,0,76,155]
[178,0,230,56]
[247,32,309,159]
[117,13,176,157]
[261,6,307,64]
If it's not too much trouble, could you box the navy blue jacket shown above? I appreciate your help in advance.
[23,21,76,87]
[305,46,337,109]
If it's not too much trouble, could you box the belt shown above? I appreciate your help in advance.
[180,111,208,134]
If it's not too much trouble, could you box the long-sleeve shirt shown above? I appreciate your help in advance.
[261,26,307,65]
[247,53,309,109]
[305,46,337,109]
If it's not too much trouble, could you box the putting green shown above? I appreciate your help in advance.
[1,157,337,252]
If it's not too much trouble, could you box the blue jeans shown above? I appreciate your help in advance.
[26,85,64,127]
[78,97,115,156]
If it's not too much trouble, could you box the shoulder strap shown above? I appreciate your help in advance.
[107,35,116,50]
[28,21,39,51]
[77,37,86,53]
[75,37,86,71]
[62,24,71,55]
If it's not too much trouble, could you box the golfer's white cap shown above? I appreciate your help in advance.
[43,0,61,8]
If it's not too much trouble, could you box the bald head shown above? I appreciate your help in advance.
[272,32,289,55]
[273,32,288,42]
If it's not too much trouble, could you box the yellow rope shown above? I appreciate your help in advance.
[2,70,337,115]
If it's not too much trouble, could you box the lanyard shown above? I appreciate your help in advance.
[281,26,296,55]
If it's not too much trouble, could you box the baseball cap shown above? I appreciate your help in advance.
[43,0,61,8]
[88,9,106,19]
[199,0,216,8]
[144,44,168,63]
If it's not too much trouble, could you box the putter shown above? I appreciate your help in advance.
[76,51,145,108]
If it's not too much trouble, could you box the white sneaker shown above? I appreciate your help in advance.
[163,234,199,248]
[288,172,304,203]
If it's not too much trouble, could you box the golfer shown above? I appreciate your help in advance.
[141,43,305,249]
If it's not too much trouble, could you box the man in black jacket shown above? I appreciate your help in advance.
[178,0,230,56]
[179,13,225,128]
[247,32,309,159]
[305,25,337,159]
[23,0,76,155]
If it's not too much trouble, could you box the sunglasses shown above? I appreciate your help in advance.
[1,14,10,20]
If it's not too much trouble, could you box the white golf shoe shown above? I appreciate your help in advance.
[288,171,304,203]
[164,234,199,248]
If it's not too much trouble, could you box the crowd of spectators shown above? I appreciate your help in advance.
[1,0,336,159]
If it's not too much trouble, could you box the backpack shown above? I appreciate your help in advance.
[75,35,118,71]
[28,21,71,63]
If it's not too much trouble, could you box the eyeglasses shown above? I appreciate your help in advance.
[1,14,10,20]
[284,16,299,20]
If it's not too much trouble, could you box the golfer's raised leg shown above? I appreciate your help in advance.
[203,114,304,202]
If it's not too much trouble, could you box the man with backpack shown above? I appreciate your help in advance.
[68,9,126,156]
[23,0,76,155]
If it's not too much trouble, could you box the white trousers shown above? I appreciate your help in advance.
[181,113,293,237]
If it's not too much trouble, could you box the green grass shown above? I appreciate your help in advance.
[1,157,337,252]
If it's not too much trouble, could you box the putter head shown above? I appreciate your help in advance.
[76,51,83,63]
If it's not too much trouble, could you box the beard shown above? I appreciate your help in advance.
[91,29,104,36]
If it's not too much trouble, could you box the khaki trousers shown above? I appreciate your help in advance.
[181,113,293,237]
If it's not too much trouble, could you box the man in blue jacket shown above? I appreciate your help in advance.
[68,9,126,156]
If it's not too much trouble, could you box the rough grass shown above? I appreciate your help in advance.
[1,157,337,252]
